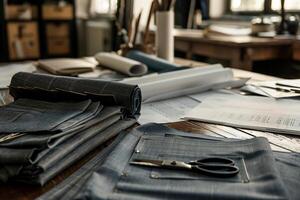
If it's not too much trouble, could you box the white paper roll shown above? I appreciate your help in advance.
[95,52,148,77]
[122,64,242,103]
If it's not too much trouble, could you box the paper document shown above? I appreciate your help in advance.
[276,79,300,89]
[122,64,247,102]
[37,58,96,75]
[0,63,36,89]
[184,93,300,136]
[242,80,300,98]
[206,24,252,36]
[239,129,300,152]
[138,96,200,124]
[188,121,290,152]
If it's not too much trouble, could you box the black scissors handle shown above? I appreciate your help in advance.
[188,157,240,178]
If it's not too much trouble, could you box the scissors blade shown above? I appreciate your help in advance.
[0,133,25,143]
[130,159,164,167]
[131,159,192,170]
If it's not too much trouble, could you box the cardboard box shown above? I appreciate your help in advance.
[5,5,38,20]
[46,23,70,37]
[7,22,40,60]
[42,4,73,20]
[293,42,300,61]
[47,37,70,55]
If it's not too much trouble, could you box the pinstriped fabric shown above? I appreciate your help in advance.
[38,124,300,200]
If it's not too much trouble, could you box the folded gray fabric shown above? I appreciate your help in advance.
[0,98,91,133]
[0,106,118,150]
[36,130,128,200]
[0,106,120,165]
[9,72,141,116]
[0,113,132,184]
[0,73,140,186]
[273,152,300,200]
[38,123,298,200]
[17,118,136,186]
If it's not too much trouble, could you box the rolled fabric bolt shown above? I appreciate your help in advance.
[126,50,181,72]
[9,72,142,117]
[95,52,148,77]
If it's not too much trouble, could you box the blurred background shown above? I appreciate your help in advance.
[0,0,300,78]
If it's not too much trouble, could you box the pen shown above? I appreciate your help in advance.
[133,10,142,45]
[260,85,291,93]
[259,85,300,93]
[168,0,176,11]
[143,1,156,45]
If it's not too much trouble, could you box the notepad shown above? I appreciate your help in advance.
[38,58,96,75]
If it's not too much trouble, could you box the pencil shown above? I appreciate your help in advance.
[133,10,142,45]
[143,1,156,44]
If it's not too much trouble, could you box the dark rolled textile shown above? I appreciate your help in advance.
[9,72,141,117]
[126,50,188,73]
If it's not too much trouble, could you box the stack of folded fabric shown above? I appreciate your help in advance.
[0,72,141,185]
[38,124,300,200]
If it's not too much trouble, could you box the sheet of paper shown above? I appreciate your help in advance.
[276,79,300,89]
[184,93,300,136]
[190,121,290,152]
[242,81,300,98]
[0,63,36,89]
[138,96,200,124]
[239,129,300,152]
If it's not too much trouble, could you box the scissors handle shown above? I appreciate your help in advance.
[189,157,240,178]
[189,157,235,166]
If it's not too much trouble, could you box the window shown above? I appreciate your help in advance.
[230,0,300,13]
[271,0,300,11]
[230,0,264,12]
[90,0,118,15]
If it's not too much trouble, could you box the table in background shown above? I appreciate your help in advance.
[150,29,300,71]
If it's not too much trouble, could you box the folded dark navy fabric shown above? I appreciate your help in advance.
[0,106,118,150]
[9,72,141,117]
[0,98,91,133]
[0,106,120,165]
[17,118,136,186]
[37,130,128,200]
[0,115,135,185]
[38,124,298,200]
[0,73,140,186]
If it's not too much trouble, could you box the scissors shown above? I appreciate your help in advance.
[131,157,239,178]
